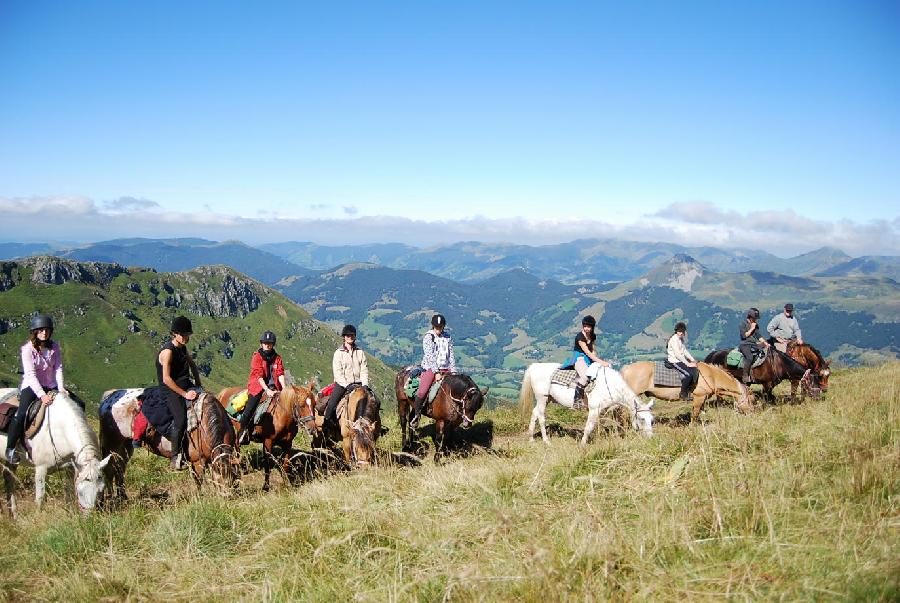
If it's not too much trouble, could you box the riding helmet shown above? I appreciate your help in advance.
[748,307,760,319]
[170,315,193,335]
[431,314,446,328]
[30,314,54,331]
[581,315,596,328]
[341,324,357,337]
[259,331,277,344]
[674,321,687,333]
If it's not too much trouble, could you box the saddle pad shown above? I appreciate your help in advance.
[726,349,766,369]
[252,397,271,426]
[549,369,597,395]
[403,375,440,402]
[653,362,684,388]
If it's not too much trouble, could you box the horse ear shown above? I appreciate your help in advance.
[481,386,490,396]
[98,454,112,469]
[647,399,654,409]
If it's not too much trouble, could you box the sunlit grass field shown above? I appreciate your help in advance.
[1,363,897,601]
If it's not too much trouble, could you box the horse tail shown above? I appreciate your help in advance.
[518,366,535,417]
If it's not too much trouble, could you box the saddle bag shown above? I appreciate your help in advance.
[0,402,16,432]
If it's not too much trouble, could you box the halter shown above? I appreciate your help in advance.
[448,386,479,427]
[288,390,318,435]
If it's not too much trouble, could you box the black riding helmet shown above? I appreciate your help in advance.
[170,315,193,335]
[341,324,357,337]
[431,314,446,328]
[581,315,596,328]
[260,331,276,344]
[30,314,54,332]
[674,321,687,333]
[747,308,760,319]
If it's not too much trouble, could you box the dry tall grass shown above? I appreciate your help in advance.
[1,363,897,601]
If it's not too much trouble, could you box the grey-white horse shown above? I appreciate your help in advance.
[1,389,111,517]
[519,363,654,444]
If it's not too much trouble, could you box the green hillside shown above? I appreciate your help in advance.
[0,257,397,406]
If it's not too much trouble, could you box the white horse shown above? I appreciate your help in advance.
[0,389,111,517]
[519,363,654,444]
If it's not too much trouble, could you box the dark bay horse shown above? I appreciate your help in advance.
[396,369,488,462]
[99,388,238,499]
[787,342,831,395]
[703,347,817,401]
[217,382,319,490]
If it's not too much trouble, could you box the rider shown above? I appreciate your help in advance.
[568,315,611,405]
[410,314,456,429]
[739,307,769,384]
[767,303,803,353]
[323,324,369,432]
[157,315,202,470]
[237,331,286,445]
[666,321,698,400]
[5,314,67,466]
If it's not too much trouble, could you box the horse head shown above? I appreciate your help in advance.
[74,454,112,513]
[446,376,486,428]
[631,399,654,438]
[287,382,319,436]
[346,387,380,467]
[199,392,239,493]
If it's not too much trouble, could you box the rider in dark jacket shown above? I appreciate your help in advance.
[156,316,201,470]
[738,308,769,384]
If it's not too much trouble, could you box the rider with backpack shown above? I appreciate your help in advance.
[410,314,456,428]
[5,314,67,466]
[237,330,286,445]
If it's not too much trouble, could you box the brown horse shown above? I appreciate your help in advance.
[217,382,319,491]
[786,342,831,396]
[99,388,237,499]
[312,385,382,468]
[620,361,753,422]
[396,369,488,462]
[704,347,816,401]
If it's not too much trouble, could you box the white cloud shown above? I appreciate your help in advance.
[1,195,897,257]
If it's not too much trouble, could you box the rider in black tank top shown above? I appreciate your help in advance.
[157,316,200,470]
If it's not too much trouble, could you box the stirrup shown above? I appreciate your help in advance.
[5,448,20,466]
[170,453,188,471]
[409,412,420,429]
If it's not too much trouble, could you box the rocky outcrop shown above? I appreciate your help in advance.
[24,256,128,287]
[0,262,21,292]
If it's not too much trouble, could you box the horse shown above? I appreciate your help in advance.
[519,363,654,445]
[217,382,319,490]
[396,369,488,462]
[99,388,237,499]
[620,361,753,422]
[0,389,111,518]
[786,342,831,396]
[704,346,818,401]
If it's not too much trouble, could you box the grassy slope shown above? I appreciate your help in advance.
[0,363,896,601]
[0,263,397,405]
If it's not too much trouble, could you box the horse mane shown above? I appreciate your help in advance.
[57,393,101,458]
[202,393,231,448]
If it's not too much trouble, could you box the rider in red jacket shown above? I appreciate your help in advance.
[237,331,286,444]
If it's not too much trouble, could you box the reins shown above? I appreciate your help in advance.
[448,385,479,427]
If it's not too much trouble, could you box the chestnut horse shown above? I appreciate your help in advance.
[217,382,319,490]
[786,342,831,396]
[396,369,487,462]
[620,361,753,422]
[99,388,237,499]
[704,347,817,401]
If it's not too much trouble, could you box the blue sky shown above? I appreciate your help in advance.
[1,1,898,254]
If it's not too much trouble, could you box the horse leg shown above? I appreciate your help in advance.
[262,440,273,492]
[34,464,48,509]
[691,394,708,422]
[399,401,409,452]
[433,421,445,464]
[3,466,16,519]
[580,407,600,446]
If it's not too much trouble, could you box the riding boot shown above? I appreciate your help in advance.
[742,366,752,384]
[169,425,187,471]
[679,386,692,401]
[410,395,425,429]
[4,414,24,465]
[573,383,586,410]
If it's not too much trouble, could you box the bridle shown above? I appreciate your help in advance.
[286,388,318,435]
[448,386,479,427]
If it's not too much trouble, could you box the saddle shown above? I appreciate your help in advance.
[653,362,684,388]
[130,387,204,446]
[726,348,767,369]
[549,369,597,395]
[0,390,53,438]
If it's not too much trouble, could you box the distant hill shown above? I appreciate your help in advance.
[262,239,865,283]
[0,242,63,259]
[815,256,900,281]
[0,257,395,406]
[3,238,312,285]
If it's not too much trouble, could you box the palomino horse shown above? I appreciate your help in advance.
[704,347,817,401]
[786,342,831,396]
[620,361,753,422]
[0,390,111,518]
[519,363,654,445]
[99,388,237,499]
[396,370,487,462]
[217,382,319,490]
[313,385,382,468]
